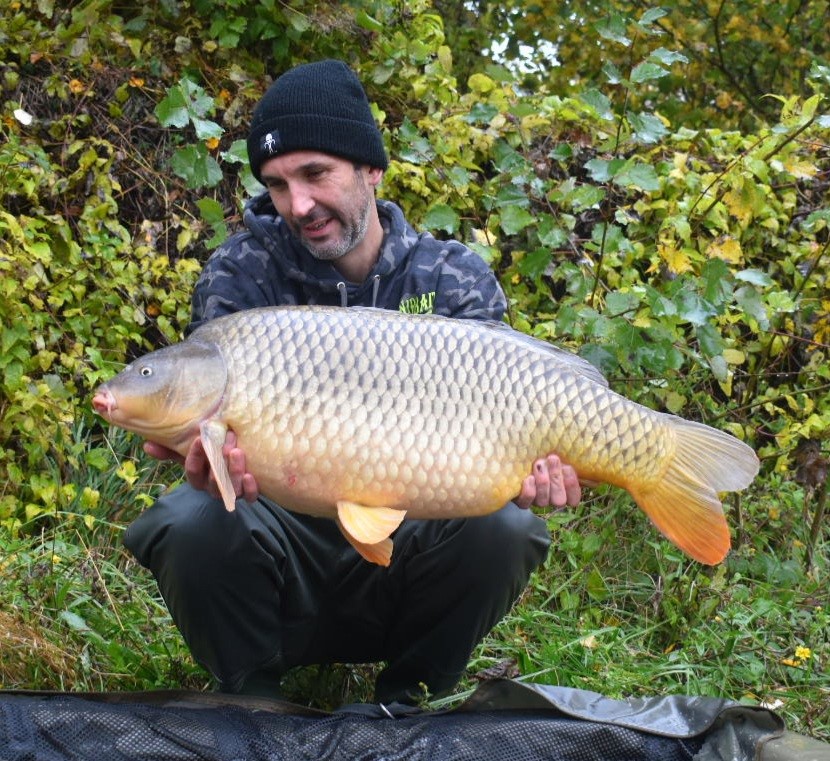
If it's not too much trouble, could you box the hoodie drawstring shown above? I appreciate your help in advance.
[337,275,381,308]
[371,274,380,308]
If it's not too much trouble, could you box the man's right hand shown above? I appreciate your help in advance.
[144,431,260,503]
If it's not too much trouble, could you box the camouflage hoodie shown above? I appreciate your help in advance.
[188,192,507,332]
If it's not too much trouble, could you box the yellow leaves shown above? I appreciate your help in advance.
[723,176,763,227]
[81,487,100,512]
[116,460,139,487]
[707,236,743,265]
[669,152,689,179]
[467,73,496,94]
[722,348,745,365]
[715,91,733,110]
[781,158,817,180]
[657,241,693,274]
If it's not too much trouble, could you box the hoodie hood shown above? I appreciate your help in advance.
[241,191,415,307]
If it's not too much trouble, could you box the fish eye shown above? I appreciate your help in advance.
[139,366,153,377]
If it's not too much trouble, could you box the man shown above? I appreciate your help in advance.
[125,60,581,705]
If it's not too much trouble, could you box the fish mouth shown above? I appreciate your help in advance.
[91,386,117,419]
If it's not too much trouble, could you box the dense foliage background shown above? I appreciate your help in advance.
[1,0,828,740]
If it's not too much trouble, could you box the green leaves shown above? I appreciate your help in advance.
[156,78,224,189]
[155,78,222,138]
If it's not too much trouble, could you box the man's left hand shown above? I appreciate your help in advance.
[515,454,581,509]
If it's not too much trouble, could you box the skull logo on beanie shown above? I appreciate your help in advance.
[246,60,389,181]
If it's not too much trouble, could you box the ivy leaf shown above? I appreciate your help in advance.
[423,204,459,235]
[155,78,215,127]
[602,61,624,85]
[568,184,606,211]
[736,269,773,286]
[638,7,668,27]
[499,205,534,235]
[631,61,668,83]
[579,344,619,375]
[649,47,689,66]
[579,89,614,121]
[595,14,631,46]
[696,323,725,356]
[192,116,223,140]
[679,291,716,326]
[613,161,660,191]
[585,158,624,183]
[155,85,190,128]
[197,198,228,248]
[518,247,552,279]
[628,112,668,144]
[605,290,640,315]
[171,145,222,189]
[537,215,570,248]
[735,286,770,329]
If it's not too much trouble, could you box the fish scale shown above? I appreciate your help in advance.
[93,305,759,566]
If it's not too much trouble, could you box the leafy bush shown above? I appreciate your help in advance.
[0,0,828,736]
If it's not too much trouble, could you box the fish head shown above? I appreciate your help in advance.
[92,340,227,454]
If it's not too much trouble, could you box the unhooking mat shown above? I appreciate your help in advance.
[1,678,828,761]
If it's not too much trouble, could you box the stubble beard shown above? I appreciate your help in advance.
[298,173,373,262]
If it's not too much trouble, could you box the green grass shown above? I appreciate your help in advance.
[1,428,827,742]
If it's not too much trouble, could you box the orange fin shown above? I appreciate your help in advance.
[199,419,235,512]
[629,418,759,565]
[337,526,394,567]
[336,500,407,545]
[335,501,407,567]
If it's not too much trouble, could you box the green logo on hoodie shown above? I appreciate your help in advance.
[399,291,436,315]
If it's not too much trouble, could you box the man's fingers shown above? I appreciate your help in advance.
[533,457,553,506]
[227,448,246,495]
[184,438,210,490]
[562,464,582,507]
[241,473,259,504]
[515,475,536,509]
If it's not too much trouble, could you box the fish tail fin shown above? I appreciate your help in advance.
[629,418,759,565]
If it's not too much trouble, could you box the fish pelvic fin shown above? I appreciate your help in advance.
[336,501,407,567]
[199,419,236,512]
[337,501,407,545]
[629,418,759,565]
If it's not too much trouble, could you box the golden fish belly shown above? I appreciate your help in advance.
[203,307,671,518]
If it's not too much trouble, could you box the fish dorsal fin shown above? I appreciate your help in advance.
[336,500,407,545]
[336,501,406,566]
[199,419,236,512]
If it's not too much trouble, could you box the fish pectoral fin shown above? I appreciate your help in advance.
[199,419,236,513]
[336,500,407,545]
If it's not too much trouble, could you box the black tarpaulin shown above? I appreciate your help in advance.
[1,679,827,761]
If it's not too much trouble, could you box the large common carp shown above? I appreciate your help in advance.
[92,306,759,566]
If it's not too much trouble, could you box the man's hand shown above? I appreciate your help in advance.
[144,431,259,503]
[515,453,581,509]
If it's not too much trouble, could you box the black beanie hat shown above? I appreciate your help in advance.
[247,60,389,181]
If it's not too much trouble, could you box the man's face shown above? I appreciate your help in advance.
[259,151,382,261]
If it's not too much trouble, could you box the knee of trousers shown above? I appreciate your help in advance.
[124,484,257,581]
[440,504,551,588]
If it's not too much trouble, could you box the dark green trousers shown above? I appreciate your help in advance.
[124,484,550,703]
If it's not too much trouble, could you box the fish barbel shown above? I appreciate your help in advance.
[92,306,759,566]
